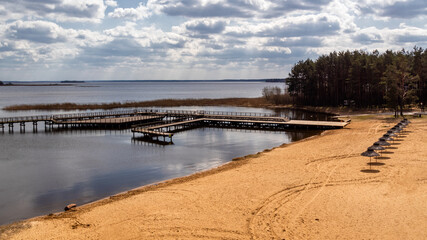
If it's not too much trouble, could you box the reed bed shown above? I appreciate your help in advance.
[3,98,270,111]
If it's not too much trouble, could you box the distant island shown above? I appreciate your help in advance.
[0,82,74,86]
[60,80,85,83]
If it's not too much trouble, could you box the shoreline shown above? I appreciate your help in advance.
[1,115,426,239]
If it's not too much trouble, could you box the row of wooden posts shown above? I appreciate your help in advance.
[0,121,54,133]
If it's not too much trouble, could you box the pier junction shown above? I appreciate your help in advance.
[0,109,349,143]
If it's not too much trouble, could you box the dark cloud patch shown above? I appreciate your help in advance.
[151,40,186,49]
[381,0,427,18]
[264,0,332,18]
[352,33,383,45]
[162,2,253,18]
[268,19,340,37]
[54,3,102,19]
[197,46,314,67]
[22,0,62,4]
[395,34,427,43]
[266,37,323,47]
[205,43,224,50]
[198,47,291,61]
[159,0,332,19]
[72,37,186,66]
[71,39,153,67]
[359,0,427,19]
[0,42,16,52]
[226,0,260,11]
[20,0,63,13]
[227,18,340,38]
[7,21,67,44]
[1,0,104,21]
[0,55,27,67]
[82,39,151,57]
[186,21,226,35]
[38,47,52,55]
[358,6,375,15]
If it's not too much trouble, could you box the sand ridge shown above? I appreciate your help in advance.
[1,116,426,239]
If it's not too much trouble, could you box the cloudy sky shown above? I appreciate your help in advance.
[0,0,426,81]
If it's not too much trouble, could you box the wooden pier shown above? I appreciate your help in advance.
[1,109,349,144]
[0,110,162,133]
[131,111,349,143]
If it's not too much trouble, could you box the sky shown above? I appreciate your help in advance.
[0,0,426,81]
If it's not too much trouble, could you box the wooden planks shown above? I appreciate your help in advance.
[53,115,160,125]
[286,120,349,127]
[132,117,349,139]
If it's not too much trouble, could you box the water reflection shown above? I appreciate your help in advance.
[273,108,334,121]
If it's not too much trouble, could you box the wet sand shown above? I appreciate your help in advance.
[1,116,426,239]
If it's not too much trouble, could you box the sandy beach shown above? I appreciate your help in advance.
[1,115,426,239]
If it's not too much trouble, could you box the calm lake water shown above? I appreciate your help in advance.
[0,81,329,225]
[0,81,282,117]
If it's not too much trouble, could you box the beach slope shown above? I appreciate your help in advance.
[1,116,426,239]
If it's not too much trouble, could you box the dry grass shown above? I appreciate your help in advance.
[3,98,271,111]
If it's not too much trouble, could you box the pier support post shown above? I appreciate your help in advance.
[0,123,4,133]
[20,122,25,133]
[45,121,53,132]
[33,121,38,133]
[9,123,13,133]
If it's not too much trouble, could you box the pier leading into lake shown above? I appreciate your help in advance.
[0,110,164,133]
[0,109,349,143]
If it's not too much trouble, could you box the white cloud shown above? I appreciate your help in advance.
[0,0,426,80]
[108,3,151,20]
[104,0,118,8]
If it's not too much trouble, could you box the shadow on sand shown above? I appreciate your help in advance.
[360,169,380,173]
[367,162,385,166]
[375,156,391,160]
[382,151,394,154]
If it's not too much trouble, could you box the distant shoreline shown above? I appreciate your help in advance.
[0,79,285,84]
[0,83,74,87]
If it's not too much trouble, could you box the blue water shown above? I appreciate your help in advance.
[0,81,325,225]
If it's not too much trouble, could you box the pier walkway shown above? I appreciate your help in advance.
[0,110,161,132]
[1,109,349,142]
[132,111,349,142]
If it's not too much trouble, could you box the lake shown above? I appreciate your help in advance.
[0,81,283,117]
[0,81,328,225]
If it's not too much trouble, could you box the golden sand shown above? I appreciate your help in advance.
[1,116,426,239]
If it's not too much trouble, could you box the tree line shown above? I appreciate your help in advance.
[281,47,426,116]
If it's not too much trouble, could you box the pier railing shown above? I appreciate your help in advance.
[0,109,140,124]
[136,109,281,118]
[0,109,284,124]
